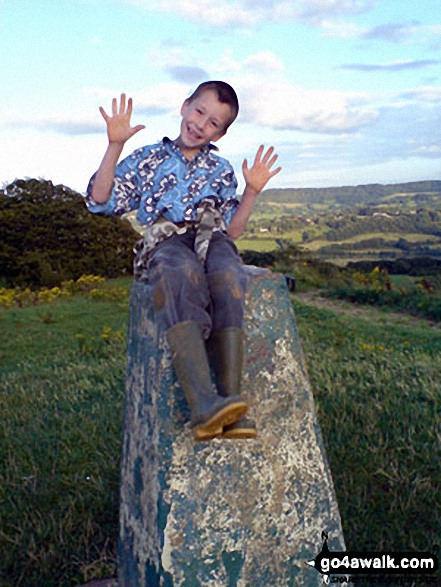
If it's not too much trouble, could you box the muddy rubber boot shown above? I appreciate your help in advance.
[166,321,248,441]
[207,327,257,439]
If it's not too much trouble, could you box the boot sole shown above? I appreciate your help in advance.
[222,428,258,439]
[196,425,258,442]
[193,401,248,441]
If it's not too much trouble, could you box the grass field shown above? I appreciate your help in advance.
[236,238,279,252]
[1,286,130,586]
[237,230,441,261]
[1,278,440,586]
[303,232,441,251]
[292,299,440,555]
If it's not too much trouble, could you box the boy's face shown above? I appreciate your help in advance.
[177,89,233,159]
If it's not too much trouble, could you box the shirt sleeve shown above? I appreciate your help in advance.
[83,148,144,216]
[216,162,240,227]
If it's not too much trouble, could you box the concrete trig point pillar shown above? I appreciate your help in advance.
[119,267,345,587]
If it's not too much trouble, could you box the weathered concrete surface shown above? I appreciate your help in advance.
[119,267,345,587]
[77,579,118,587]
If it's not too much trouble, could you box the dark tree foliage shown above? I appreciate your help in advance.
[0,178,139,287]
[347,257,441,276]
[240,249,277,267]
[323,210,441,242]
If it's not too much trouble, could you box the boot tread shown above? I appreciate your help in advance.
[192,399,248,438]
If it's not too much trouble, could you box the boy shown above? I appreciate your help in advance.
[84,81,281,441]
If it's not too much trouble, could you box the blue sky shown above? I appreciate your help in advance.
[0,0,440,193]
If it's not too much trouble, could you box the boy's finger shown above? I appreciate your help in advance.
[262,146,275,164]
[270,166,282,178]
[131,125,146,136]
[127,97,133,117]
[120,93,126,115]
[112,98,118,116]
[254,145,264,163]
[99,106,109,121]
[268,153,278,168]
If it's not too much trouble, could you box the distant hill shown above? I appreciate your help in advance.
[240,180,441,262]
[257,180,441,212]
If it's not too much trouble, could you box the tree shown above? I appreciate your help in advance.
[0,179,139,287]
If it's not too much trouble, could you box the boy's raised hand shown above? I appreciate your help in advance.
[99,93,145,146]
[242,145,282,196]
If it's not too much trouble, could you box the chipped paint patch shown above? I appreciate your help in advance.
[161,522,173,574]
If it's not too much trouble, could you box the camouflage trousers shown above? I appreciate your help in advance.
[134,229,249,339]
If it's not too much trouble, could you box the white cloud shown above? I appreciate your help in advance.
[0,113,103,135]
[135,82,193,113]
[214,49,243,74]
[325,20,441,47]
[410,144,441,156]
[361,21,419,43]
[128,0,256,28]
[297,0,376,26]
[123,0,377,29]
[0,131,104,192]
[320,20,363,38]
[193,49,382,133]
[340,59,439,72]
[0,82,188,137]
[401,86,441,103]
[86,82,190,117]
[244,51,284,73]
[237,80,378,132]
[165,65,209,83]
[148,46,210,78]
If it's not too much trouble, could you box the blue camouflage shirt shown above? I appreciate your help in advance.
[84,137,240,227]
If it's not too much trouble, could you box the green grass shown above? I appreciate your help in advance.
[236,238,279,252]
[292,299,441,554]
[1,280,440,585]
[304,232,440,249]
[327,286,441,321]
[1,291,129,586]
[1,297,129,374]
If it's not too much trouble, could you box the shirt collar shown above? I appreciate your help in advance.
[162,136,219,156]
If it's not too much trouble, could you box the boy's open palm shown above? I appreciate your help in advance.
[99,94,145,146]
[242,145,282,195]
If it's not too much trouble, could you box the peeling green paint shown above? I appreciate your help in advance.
[222,550,244,587]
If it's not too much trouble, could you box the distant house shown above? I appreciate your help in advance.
[373,212,392,218]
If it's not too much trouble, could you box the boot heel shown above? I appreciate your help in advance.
[222,417,258,439]
[192,399,248,439]
[207,328,258,440]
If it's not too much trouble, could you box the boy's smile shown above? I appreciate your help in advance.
[176,90,233,160]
